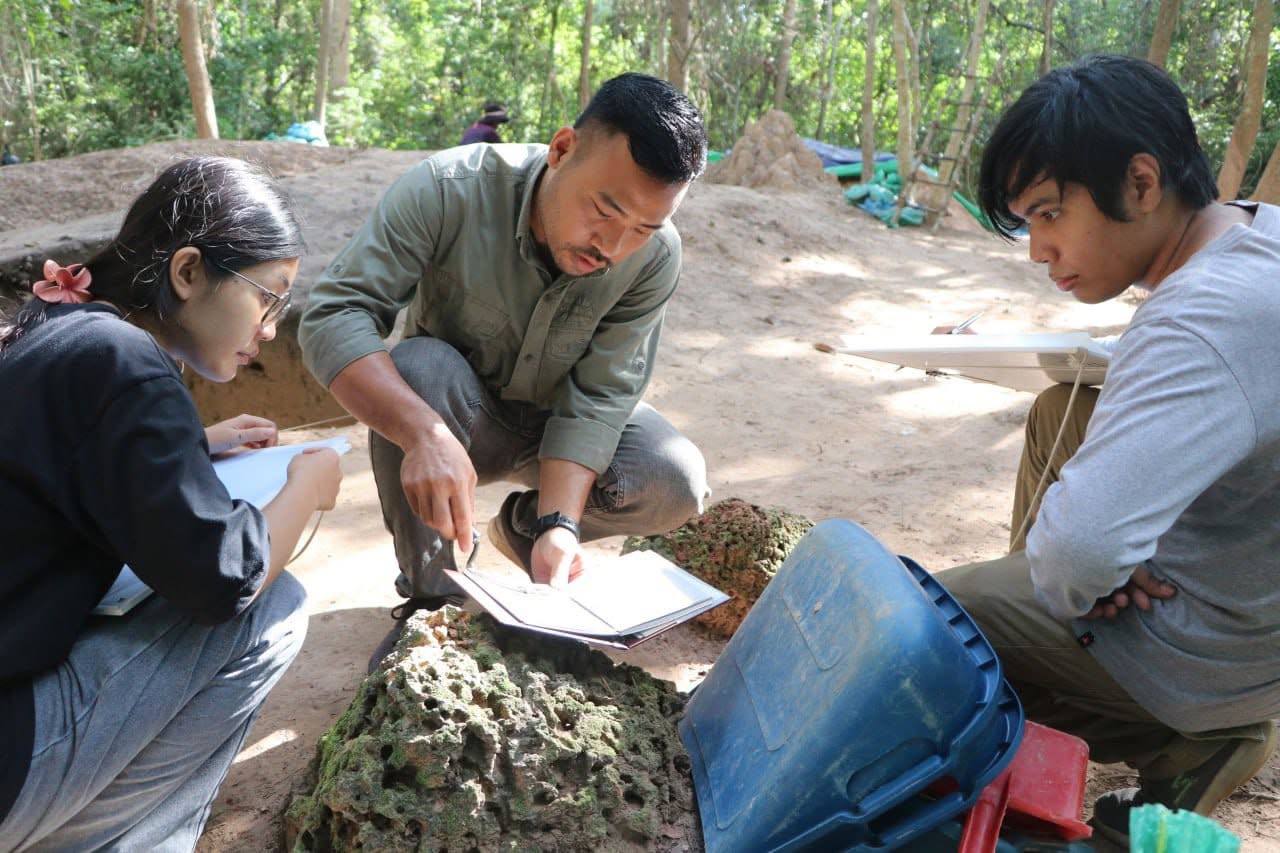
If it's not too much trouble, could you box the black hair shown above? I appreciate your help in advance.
[573,72,708,185]
[0,156,303,352]
[480,101,509,126]
[979,54,1218,240]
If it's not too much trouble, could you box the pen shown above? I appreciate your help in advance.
[949,310,985,335]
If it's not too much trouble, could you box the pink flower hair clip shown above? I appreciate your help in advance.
[32,259,93,304]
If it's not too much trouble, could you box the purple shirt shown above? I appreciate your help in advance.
[460,122,501,145]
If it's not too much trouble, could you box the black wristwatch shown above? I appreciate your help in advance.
[530,511,580,541]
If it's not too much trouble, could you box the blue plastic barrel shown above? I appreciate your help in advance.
[680,520,1024,852]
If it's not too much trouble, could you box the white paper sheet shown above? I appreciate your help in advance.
[207,436,352,508]
[93,436,351,616]
[567,550,718,634]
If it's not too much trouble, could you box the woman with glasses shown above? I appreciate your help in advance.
[0,156,342,851]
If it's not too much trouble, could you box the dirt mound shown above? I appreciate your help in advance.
[622,498,813,638]
[284,607,701,852]
[0,140,356,233]
[705,111,837,193]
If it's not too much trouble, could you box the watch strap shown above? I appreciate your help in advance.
[531,511,580,540]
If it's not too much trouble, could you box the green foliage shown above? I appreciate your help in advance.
[0,0,1276,197]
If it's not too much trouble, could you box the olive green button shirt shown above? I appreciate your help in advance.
[298,143,682,474]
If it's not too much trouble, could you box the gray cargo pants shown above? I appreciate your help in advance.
[370,336,709,598]
[938,384,1272,779]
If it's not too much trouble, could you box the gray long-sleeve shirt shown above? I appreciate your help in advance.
[1028,202,1280,732]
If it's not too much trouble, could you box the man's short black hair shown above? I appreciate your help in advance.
[979,54,1218,239]
[574,73,708,185]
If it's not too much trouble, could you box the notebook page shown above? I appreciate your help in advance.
[566,550,717,634]
[458,569,615,636]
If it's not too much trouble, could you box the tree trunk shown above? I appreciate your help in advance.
[1147,0,1180,68]
[1252,140,1280,204]
[0,26,12,152]
[135,0,159,48]
[1217,0,1273,200]
[815,0,837,138]
[177,0,219,139]
[891,0,912,195]
[20,56,42,161]
[774,0,798,109]
[204,0,220,59]
[923,0,989,217]
[667,0,690,91]
[539,0,562,133]
[313,0,333,126]
[329,0,352,91]
[579,0,594,109]
[1039,0,1054,75]
[861,0,879,184]
[904,4,921,142]
[648,0,668,72]
[8,14,42,161]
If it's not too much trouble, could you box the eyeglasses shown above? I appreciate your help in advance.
[213,263,292,326]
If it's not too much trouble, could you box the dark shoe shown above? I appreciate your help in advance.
[1091,723,1277,846]
[366,594,467,674]
[487,491,536,575]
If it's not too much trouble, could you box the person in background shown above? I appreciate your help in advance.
[0,156,343,851]
[460,101,510,145]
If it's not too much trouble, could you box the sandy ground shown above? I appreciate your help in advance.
[2,142,1277,850]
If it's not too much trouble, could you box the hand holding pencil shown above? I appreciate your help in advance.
[931,310,984,336]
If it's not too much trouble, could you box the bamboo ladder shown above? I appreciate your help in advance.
[894,61,1002,233]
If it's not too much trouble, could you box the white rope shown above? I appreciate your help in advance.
[1010,355,1089,550]
[280,413,357,433]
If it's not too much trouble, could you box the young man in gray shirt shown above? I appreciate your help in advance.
[937,55,1278,845]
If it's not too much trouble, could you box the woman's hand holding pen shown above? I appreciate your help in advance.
[206,413,280,455]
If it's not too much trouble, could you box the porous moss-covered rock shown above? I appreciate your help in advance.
[622,498,814,638]
[284,608,700,852]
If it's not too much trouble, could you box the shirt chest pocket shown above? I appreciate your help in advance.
[546,326,593,363]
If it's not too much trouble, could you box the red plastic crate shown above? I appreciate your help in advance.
[958,721,1092,853]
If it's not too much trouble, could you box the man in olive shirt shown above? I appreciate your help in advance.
[300,73,710,614]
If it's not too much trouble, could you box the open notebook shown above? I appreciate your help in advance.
[838,332,1111,394]
[446,550,730,650]
[93,436,351,616]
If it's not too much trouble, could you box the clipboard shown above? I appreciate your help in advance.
[838,332,1110,393]
[92,436,351,616]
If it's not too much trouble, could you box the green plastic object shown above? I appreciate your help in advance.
[951,191,994,230]
[1129,804,1240,853]
[707,150,725,162]
[832,156,993,231]
[825,161,865,179]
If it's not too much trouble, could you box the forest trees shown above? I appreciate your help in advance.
[1,0,1275,203]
